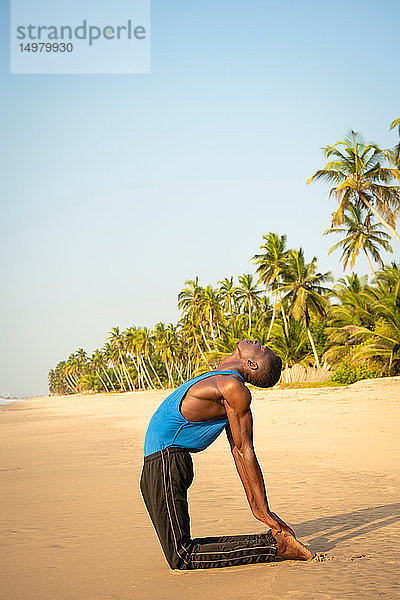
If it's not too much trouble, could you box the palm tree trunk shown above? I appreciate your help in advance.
[136,355,142,390]
[111,364,123,389]
[142,358,156,389]
[174,360,185,383]
[248,302,252,335]
[142,366,152,389]
[72,377,80,391]
[119,349,133,391]
[125,362,136,391]
[66,380,76,394]
[364,250,380,287]
[195,333,212,368]
[147,356,163,388]
[278,289,289,337]
[134,353,144,390]
[209,315,216,341]
[361,192,400,244]
[65,374,77,393]
[96,370,109,392]
[120,360,130,391]
[266,292,278,340]
[208,314,217,348]
[306,323,320,368]
[67,382,76,394]
[166,361,174,387]
[111,365,120,387]
[163,359,173,387]
[116,364,126,390]
[102,366,115,391]
[199,322,212,352]
[141,360,151,389]
[136,356,143,390]
[130,353,141,390]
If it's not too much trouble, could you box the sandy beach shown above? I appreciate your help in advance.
[1,378,400,600]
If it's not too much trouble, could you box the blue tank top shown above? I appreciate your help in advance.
[143,370,244,456]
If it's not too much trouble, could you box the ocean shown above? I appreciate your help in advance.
[0,395,26,406]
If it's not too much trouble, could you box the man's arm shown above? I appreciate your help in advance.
[223,380,294,536]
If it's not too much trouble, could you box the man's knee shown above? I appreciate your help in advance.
[165,549,188,570]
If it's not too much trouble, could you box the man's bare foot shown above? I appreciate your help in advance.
[273,531,313,561]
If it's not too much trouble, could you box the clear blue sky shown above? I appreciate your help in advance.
[1,0,399,397]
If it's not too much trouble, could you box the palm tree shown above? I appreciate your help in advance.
[125,326,148,390]
[251,296,272,343]
[179,313,211,370]
[52,361,74,394]
[200,285,224,345]
[332,273,371,310]
[268,320,312,368]
[140,327,163,388]
[167,323,186,383]
[323,265,400,376]
[90,350,111,392]
[218,277,238,315]
[103,342,123,390]
[79,372,101,393]
[133,328,157,389]
[48,369,56,394]
[323,275,374,367]
[377,261,400,293]
[308,131,400,244]
[341,277,400,375]
[236,274,262,335]
[252,233,289,338]
[324,204,393,286]
[50,364,71,395]
[65,353,81,391]
[155,323,183,387]
[106,327,135,391]
[278,249,332,367]
[354,294,400,375]
[76,348,88,367]
[178,278,212,352]
[390,117,400,167]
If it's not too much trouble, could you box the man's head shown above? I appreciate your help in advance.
[234,340,282,388]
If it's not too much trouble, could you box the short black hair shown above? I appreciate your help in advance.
[247,353,282,388]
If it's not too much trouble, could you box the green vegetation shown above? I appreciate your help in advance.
[331,361,379,385]
[49,120,400,394]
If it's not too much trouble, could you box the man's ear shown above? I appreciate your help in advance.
[247,360,259,371]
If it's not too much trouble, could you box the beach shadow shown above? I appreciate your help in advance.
[294,503,400,552]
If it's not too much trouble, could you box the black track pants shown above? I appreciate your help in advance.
[140,447,277,570]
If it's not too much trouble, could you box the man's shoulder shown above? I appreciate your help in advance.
[216,374,251,403]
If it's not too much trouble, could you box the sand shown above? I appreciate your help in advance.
[1,378,400,600]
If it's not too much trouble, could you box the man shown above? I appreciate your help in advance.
[140,339,313,569]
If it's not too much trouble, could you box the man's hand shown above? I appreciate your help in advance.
[268,512,296,538]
